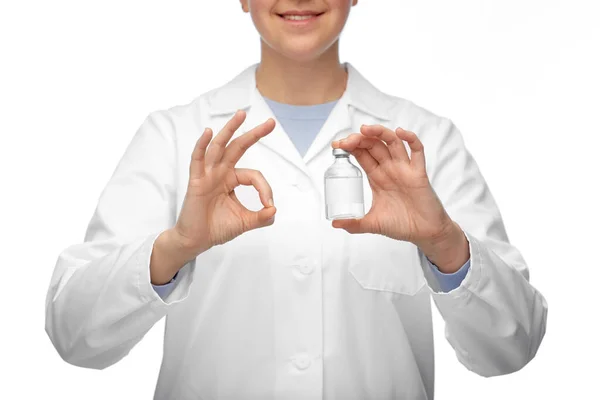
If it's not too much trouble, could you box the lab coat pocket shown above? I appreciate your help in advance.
[348,233,426,296]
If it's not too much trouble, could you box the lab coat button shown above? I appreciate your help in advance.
[296,263,314,275]
[292,354,312,370]
[291,175,300,186]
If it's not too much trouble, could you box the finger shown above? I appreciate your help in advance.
[235,168,275,209]
[396,128,426,169]
[189,128,213,182]
[331,215,370,234]
[351,147,380,176]
[335,133,390,165]
[332,135,379,174]
[205,110,246,166]
[360,125,410,163]
[235,168,277,231]
[222,118,276,166]
[244,204,277,231]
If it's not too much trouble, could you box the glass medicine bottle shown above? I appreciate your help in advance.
[324,148,365,220]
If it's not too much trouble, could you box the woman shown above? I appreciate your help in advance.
[45,1,548,399]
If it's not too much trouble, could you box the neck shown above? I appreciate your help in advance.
[256,40,347,105]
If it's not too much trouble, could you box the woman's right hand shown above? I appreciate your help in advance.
[172,110,277,255]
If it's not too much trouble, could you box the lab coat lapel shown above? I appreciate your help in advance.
[207,63,312,178]
[245,88,312,176]
[303,62,396,164]
[302,92,353,165]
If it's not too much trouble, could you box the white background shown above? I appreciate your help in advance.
[1,0,598,398]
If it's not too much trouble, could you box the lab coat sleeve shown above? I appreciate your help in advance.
[427,257,471,293]
[152,271,179,299]
[418,117,548,377]
[45,110,197,369]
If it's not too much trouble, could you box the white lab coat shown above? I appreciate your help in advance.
[45,62,548,400]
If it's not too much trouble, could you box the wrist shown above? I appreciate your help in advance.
[166,228,206,261]
[416,220,469,273]
[150,229,199,285]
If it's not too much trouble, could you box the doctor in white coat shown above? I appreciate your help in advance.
[45,1,548,399]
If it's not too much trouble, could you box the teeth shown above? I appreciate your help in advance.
[283,15,316,20]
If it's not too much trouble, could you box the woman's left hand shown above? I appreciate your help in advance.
[331,124,454,248]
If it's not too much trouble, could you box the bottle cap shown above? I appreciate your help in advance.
[332,148,350,156]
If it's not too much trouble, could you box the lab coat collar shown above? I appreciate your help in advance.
[206,62,394,174]
[206,62,395,121]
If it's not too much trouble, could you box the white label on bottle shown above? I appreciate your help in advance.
[325,176,364,205]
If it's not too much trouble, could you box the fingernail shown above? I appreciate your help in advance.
[268,198,274,207]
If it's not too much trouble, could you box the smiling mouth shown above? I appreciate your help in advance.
[277,13,325,21]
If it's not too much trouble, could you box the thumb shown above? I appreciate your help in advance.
[331,217,367,234]
[245,206,277,231]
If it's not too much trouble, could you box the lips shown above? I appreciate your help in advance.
[277,11,325,20]
[281,14,320,20]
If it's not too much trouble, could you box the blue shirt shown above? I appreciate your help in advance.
[264,97,338,156]
[152,96,470,298]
